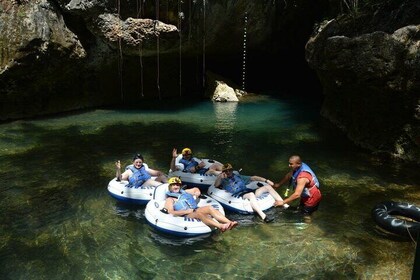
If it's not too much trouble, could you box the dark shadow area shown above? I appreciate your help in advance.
[206,51,323,97]
[148,229,213,248]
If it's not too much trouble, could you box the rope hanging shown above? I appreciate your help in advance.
[116,0,124,101]
[137,0,144,97]
[202,0,206,88]
[178,0,183,97]
[156,0,161,100]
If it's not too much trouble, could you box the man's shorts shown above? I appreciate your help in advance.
[299,201,320,215]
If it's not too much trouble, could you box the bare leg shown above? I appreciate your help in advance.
[243,192,266,220]
[205,207,238,230]
[189,210,229,232]
[145,179,163,187]
[155,174,168,183]
[255,186,289,207]
[205,206,232,224]
[185,187,201,197]
[205,169,221,175]
[205,163,223,175]
[211,163,223,171]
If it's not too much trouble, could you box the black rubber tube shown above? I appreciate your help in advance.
[371,201,420,238]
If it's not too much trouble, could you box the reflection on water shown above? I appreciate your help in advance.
[212,102,238,149]
[0,95,418,279]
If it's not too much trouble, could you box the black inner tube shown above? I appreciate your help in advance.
[372,201,420,238]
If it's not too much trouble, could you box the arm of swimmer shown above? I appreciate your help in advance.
[274,171,292,188]
[282,177,307,204]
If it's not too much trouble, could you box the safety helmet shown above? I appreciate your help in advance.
[168,177,182,185]
[222,163,233,172]
[182,148,192,155]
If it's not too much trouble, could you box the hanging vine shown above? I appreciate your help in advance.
[116,0,124,101]
[202,0,206,89]
[137,0,144,97]
[178,0,184,97]
[156,0,161,100]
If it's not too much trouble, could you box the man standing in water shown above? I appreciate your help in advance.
[273,155,321,217]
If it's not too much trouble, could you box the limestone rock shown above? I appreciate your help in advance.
[306,0,420,162]
[0,0,86,72]
[91,14,179,56]
[212,81,239,102]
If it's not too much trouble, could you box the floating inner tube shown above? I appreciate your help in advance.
[371,201,420,238]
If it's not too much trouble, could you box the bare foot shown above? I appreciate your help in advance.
[274,200,283,207]
[228,221,238,230]
[220,223,230,232]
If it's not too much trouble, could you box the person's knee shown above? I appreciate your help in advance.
[197,205,210,212]
[207,206,215,212]
[191,187,201,195]
[262,186,271,191]
[245,193,256,200]
[206,169,220,175]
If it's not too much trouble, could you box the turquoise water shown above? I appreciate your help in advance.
[0,95,418,279]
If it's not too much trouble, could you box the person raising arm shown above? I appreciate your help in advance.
[115,154,167,187]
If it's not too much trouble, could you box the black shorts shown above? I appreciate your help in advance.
[299,201,320,215]
[234,188,255,197]
[197,168,209,175]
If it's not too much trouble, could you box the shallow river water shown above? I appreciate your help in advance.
[0,94,418,279]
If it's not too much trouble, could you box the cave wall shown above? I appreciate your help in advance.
[305,0,420,162]
[0,0,328,121]
[1,0,417,162]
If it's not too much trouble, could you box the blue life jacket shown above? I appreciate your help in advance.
[179,158,199,172]
[126,165,152,188]
[291,162,320,198]
[166,189,198,211]
[223,174,247,196]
